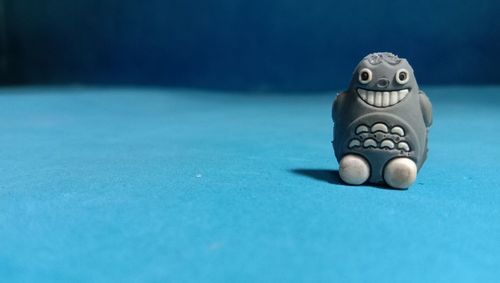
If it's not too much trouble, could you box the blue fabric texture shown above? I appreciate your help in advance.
[0,86,499,282]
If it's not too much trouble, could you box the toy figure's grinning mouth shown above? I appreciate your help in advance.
[357,88,409,107]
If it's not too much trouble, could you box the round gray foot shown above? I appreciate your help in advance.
[383,158,417,189]
[339,154,370,185]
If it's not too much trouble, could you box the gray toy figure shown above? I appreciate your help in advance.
[332,52,432,189]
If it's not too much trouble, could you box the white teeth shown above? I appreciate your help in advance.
[359,89,367,100]
[398,89,408,101]
[382,92,390,107]
[399,89,409,95]
[375,91,382,106]
[357,88,409,107]
[390,91,399,105]
[399,92,406,100]
[367,91,375,104]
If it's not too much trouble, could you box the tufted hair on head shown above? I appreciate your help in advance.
[364,52,402,65]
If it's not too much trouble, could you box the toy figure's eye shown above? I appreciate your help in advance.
[396,69,410,84]
[358,68,372,84]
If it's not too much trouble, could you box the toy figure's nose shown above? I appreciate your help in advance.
[376,78,390,88]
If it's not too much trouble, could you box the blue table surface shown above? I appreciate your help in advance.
[0,86,499,282]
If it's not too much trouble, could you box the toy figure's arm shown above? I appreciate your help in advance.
[419,90,432,127]
[333,92,346,122]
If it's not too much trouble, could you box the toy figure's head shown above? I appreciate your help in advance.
[348,52,418,108]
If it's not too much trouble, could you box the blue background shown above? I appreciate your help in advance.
[1,0,500,90]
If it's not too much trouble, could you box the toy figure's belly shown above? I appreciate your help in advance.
[334,113,425,183]
[347,122,412,154]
